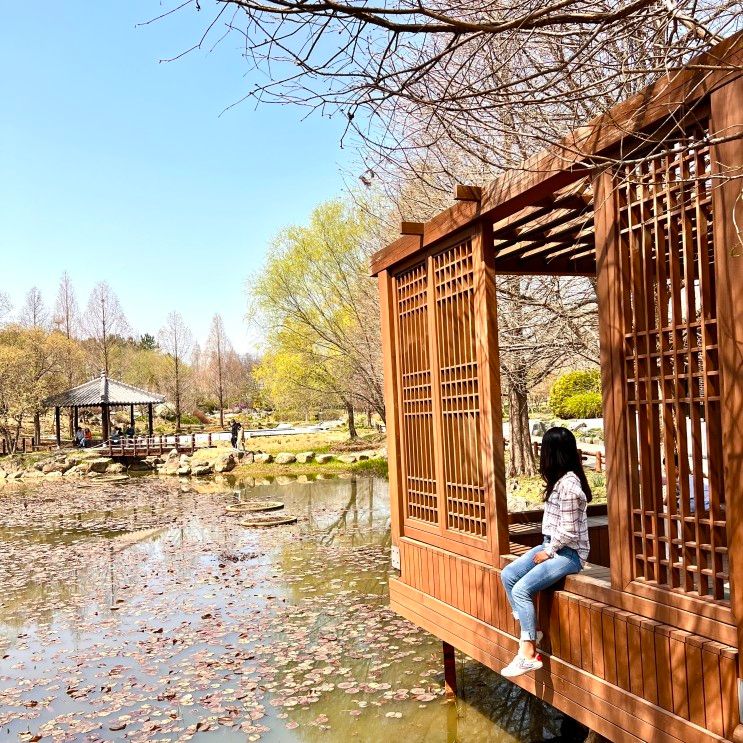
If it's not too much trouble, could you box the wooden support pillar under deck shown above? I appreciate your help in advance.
[443,641,457,699]
[710,77,743,736]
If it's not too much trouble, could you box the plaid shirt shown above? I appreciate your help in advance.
[542,472,590,564]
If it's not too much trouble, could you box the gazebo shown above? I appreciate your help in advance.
[373,31,743,743]
[44,372,165,445]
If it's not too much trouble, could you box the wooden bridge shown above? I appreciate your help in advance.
[373,32,743,743]
[103,433,234,458]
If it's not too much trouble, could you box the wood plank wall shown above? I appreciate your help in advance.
[395,539,738,741]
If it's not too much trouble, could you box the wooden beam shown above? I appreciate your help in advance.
[473,222,510,557]
[710,76,743,702]
[454,184,482,202]
[594,170,634,592]
[370,30,743,276]
[378,270,404,548]
[400,221,425,236]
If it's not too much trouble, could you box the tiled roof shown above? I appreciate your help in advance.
[44,374,165,408]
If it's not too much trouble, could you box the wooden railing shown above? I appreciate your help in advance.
[531,440,605,473]
[0,437,55,456]
[105,434,207,457]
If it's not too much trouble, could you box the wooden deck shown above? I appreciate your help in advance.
[390,539,738,743]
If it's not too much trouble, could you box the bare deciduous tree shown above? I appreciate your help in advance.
[163,0,740,192]
[53,272,81,436]
[205,314,231,427]
[83,282,130,375]
[19,287,48,330]
[498,276,598,476]
[158,311,194,431]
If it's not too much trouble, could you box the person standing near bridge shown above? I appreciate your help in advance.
[230,420,241,449]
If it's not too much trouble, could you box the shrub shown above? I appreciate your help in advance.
[562,391,603,419]
[549,369,601,418]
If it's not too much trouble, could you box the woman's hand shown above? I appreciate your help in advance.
[533,550,552,564]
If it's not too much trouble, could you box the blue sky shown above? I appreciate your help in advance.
[0,2,353,352]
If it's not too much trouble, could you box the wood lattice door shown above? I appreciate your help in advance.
[612,122,728,602]
[392,231,499,559]
[394,263,439,526]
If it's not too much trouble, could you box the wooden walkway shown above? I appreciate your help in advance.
[104,434,225,458]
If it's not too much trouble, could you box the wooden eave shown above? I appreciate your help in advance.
[370,29,743,277]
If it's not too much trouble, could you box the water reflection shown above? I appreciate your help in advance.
[0,474,564,742]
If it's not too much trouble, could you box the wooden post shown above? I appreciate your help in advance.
[191,433,195,453]
[443,642,457,699]
[208,432,212,448]
[130,404,135,430]
[54,407,61,447]
[594,169,634,591]
[378,269,405,550]
[474,220,511,558]
[147,403,154,436]
[710,78,743,705]
[101,403,110,441]
[73,407,78,432]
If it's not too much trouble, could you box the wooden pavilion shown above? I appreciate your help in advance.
[44,372,165,445]
[373,32,743,743]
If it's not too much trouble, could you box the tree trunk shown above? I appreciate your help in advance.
[175,359,181,433]
[508,383,536,477]
[346,401,358,439]
[33,412,41,448]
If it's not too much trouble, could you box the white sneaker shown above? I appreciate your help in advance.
[501,653,543,678]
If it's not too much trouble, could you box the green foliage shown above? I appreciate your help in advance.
[562,391,603,419]
[139,333,157,351]
[549,369,601,418]
[0,326,77,452]
[251,199,384,425]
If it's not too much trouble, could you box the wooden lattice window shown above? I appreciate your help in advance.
[617,122,727,601]
[433,241,487,539]
[395,263,438,524]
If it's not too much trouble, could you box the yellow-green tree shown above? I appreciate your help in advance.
[252,200,384,436]
[0,326,75,452]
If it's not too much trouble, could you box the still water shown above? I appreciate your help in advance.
[0,475,564,742]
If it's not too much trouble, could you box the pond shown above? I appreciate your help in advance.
[0,474,571,742]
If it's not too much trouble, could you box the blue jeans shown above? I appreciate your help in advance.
[501,539,582,641]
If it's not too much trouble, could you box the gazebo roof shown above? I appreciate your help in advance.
[44,373,165,408]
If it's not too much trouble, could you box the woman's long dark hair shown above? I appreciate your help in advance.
[539,426,593,503]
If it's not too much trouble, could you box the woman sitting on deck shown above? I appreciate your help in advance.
[500,426,591,678]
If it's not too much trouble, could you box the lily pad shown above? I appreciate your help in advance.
[225,501,285,514]
[238,514,298,528]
